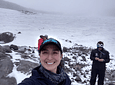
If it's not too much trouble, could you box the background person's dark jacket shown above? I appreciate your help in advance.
[90,48,110,70]
[18,66,71,85]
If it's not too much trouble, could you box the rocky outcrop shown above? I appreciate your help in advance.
[0,43,115,85]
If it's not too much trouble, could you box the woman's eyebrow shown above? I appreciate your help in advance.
[41,48,48,51]
[53,49,59,51]
[41,48,59,51]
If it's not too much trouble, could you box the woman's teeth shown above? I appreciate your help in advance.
[47,63,53,64]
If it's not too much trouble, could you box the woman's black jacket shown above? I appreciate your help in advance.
[18,66,71,85]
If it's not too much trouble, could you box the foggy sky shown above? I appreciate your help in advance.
[4,0,115,15]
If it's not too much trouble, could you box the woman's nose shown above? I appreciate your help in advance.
[47,53,53,60]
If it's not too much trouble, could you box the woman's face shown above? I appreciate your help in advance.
[39,44,62,73]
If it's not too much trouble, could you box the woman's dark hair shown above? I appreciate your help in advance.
[59,58,64,68]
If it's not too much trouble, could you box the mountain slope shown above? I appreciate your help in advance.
[0,0,56,14]
[0,0,27,11]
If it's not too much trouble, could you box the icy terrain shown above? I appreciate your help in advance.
[0,7,115,85]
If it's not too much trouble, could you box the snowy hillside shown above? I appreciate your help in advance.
[0,5,115,85]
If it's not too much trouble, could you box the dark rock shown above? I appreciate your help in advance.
[0,45,5,53]
[17,60,39,74]
[0,57,13,78]
[65,39,72,43]
[0,52,7,60]
[10,44,18,50]
[109,84,114,85]
[73,73,81,82]
[0,32,15,43]
[111,71,115,78]
[63,57,70,61]
[72,56,77,60]
[63,47,68,52]
[2,45,12,53]
[81,56,86,61]
[64,66,73,73]
[18,32,21,34]
[20,53,30,59]
[0,77,17,85]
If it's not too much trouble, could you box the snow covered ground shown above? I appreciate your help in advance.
[1,8,115,54]
[0,8,115,84]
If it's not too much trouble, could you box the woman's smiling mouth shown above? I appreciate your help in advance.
[46,62,55,65]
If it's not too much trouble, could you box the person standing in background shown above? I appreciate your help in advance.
[42,35,48,41]
[90,41,110,85]
[38,35,43,51]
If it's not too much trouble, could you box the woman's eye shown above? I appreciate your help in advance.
[42,51,48,54]
[53,51,58,54]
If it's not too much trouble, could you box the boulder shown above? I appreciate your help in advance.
[10,44,18,51]
[0,45,5,53]
[0,57,13,78]
[17,60,39,74]
[0,32,15,43]
[0,77,17,85]
[0,52,7,60]
[2,45,12,53]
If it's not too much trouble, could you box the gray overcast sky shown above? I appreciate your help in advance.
[4,0,115,15]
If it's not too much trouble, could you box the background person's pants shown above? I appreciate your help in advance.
[90,68,105,85]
